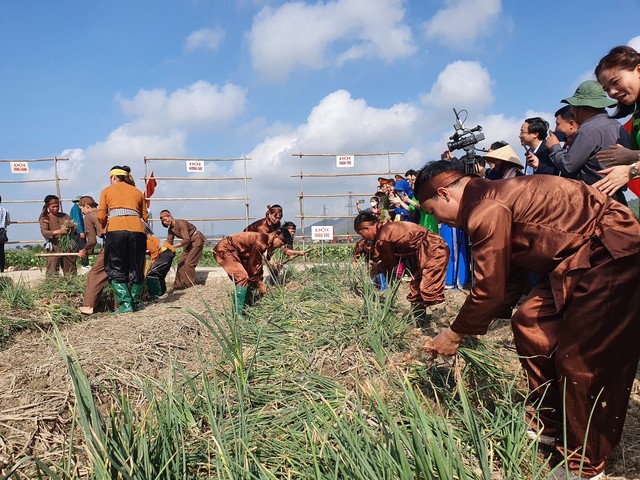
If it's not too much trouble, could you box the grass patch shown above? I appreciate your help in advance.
[8,265,551,479]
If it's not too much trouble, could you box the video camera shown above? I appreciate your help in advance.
[446,108,485,152]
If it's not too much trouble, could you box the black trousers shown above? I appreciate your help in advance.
[104,230,147,284]
[0,242,5,272]
[148,250,175,292]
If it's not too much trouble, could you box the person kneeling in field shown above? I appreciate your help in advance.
[414,160,640,480]
[354,211,450,325]
[213,228,292,317]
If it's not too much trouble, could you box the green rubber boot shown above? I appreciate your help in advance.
[234,285,248,317]
[111,281,133,314]
[147,276,163,300]
[130,282,145,311]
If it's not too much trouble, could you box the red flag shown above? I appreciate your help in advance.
[144,171,157,208]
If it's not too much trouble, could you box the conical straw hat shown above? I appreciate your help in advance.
[483,144,523,167]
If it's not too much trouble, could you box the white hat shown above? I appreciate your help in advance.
[483,145,524,168]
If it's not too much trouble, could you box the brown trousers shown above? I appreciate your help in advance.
[45,247,77,276]
[406,234,449,307]
[213,248,251,287]
[511,242,640,477]
[173,243,203,289]
[82,250,109,308]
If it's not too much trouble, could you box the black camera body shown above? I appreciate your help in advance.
[446,109,484,175]
[447,126,485,151]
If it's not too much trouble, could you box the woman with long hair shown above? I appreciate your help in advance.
[594,45,640,197]
[39,194,77,276]
[97,165,149,313]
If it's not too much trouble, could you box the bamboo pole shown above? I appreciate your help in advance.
[149,197,248,201]
[0,158,69,163]
[143,156,251,162]
[137,176,251,181]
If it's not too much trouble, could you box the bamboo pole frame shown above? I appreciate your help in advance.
[143,156,252,238]
[0,157,69,245]
[290,151,404,246]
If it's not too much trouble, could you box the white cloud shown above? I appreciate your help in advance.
[424,0,502,49]
[628,36,640,52]
[421,60,494,111]
[116,81,247,134]
[232,89,423,219]
[248,0,416,80]
[185,27,225,52]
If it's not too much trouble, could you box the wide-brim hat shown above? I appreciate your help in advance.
[483,145,524,168]
[561,80,616,109]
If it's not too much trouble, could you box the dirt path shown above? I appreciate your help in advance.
[0,277,232,472]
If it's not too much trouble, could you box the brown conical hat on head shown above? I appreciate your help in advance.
[483,144,523,168]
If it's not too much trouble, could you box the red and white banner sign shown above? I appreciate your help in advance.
[311,225,334,241]
[336,155,354,168]
[10,162,29,173]
[186,160,204,172]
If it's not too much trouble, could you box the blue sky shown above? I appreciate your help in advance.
[1,0,639,240]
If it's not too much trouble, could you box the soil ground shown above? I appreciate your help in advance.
[0,268,638,478]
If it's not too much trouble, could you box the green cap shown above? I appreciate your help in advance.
[72,195,83,202]
[561,80,616,109]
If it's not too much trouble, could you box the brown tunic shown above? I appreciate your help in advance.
[244,217,280,234]
[39,212,77,275]
[370,221,449,307]
[452,175,640,476]
[167,219,206,289]
[352,239,372,262]
[82,210,104,254]
[452,176,640,335]
[213,232,271,286]
[80,210,108,308]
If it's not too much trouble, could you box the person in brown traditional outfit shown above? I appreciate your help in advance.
[158,210,206,289]
[414,160,640,480]
[213,228,292,316]
[280,221,306,258]
[351,238,373,270]
[77,196,108,315]
[97,166,149,314]
[354,211,450,324]
[39,195,77,276]
[244,204,283,234]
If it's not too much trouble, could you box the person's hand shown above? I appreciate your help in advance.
[596,144,638,167]
[78,249,87,259]
[525,151,539,170]
[256,281,267,295]
[164,242,177,253]
[421,327,463,358]
[80,233,86,239]
[545,131,560,149]
[594,165,631,196]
